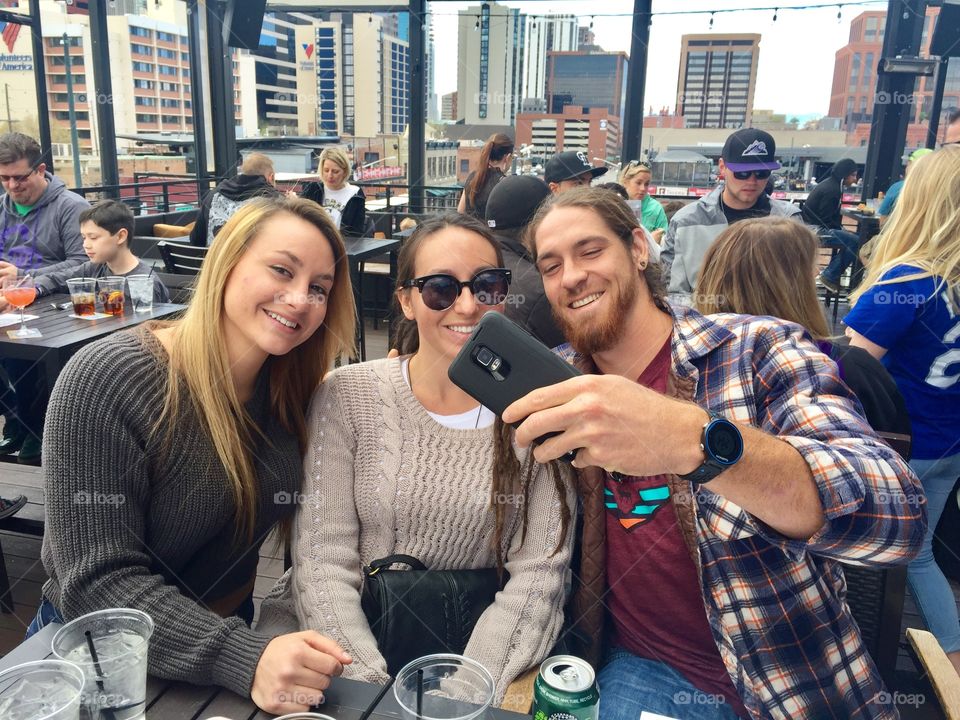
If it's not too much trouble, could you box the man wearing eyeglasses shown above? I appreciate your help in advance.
[661,128,801,300]
[0,132,89,466]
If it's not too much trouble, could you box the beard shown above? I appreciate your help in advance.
[552,272,640,355]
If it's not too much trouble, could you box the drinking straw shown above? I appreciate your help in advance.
[84,630,117,720]
[355,675,395,720]
[417,668,424,719]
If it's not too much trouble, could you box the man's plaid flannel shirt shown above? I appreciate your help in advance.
[558,305,925,719]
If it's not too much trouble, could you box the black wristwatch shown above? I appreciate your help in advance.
[679,411,744,485]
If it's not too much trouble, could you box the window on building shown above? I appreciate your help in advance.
[131,43,153,56]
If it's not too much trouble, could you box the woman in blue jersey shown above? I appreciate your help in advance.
[845,145,960,677]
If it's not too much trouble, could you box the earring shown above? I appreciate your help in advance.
[639,261,648,270]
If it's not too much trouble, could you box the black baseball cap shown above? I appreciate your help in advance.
[486,175,551,231]
[721,128,781,172]
[544,151,608,184]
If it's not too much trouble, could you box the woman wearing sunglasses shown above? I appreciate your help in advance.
[261,213,574,703]
[619,160,668,243]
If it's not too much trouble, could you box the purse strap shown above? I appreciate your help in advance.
[365,554,428,576]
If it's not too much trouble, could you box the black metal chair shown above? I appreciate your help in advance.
[841,430,912,690]
[158,240,208,275]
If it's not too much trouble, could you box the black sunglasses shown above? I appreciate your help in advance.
[732,169,772,180]
[402,268,511,311]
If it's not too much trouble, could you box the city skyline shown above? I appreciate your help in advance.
[431,0,891,119]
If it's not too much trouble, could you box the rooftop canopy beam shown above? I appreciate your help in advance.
[621,0,652,164]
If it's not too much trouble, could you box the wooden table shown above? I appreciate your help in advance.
[0,294,185,390]
[343,236,401,361]
[0,623,527,720]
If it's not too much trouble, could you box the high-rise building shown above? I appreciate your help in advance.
[676,34,760,129]
[546,51,628,118]
[829,8,959,146]
[522,14,576,103]
[256,12,322,136]
[295,13,408,137]
[457,2,525,125]
[441,91,458,121]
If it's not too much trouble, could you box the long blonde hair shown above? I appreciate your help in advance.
[851,145,960,307]
[694,217,831,339]
[158,197,356,541]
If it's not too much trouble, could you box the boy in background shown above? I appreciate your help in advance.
[30,200,169,302]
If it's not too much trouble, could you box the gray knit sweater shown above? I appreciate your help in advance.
[40,327,301,696]
[259,358,574,702]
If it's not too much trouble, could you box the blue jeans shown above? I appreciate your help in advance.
[820,228,862,284]
[24,597,64,639]
[907,453,960,653]
[598,648,743,720]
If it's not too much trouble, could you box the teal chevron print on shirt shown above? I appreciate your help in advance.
[605,483,670,531]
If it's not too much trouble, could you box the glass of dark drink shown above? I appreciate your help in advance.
[98,277,126,317]
[66,278,97,317]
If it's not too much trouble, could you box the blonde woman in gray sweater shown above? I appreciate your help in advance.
[263,214,574,703]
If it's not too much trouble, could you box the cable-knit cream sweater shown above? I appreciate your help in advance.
[261,357,574,701]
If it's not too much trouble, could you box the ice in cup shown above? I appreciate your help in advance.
[51,608,154,720]
[0,659,85,720]
[97,277,125,317]
[125,275,153,314]
[66,278,97,317]
[394,654,495,720]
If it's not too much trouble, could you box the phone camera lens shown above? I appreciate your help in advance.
[476,347,494,367]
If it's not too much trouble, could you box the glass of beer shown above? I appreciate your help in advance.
[97,277,126,317]
[66,278,97,317]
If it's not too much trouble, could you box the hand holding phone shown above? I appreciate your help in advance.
[448,313,581,461]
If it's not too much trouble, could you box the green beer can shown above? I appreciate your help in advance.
[532,655,600,720]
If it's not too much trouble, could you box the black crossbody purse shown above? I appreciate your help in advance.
[360,554,503,675]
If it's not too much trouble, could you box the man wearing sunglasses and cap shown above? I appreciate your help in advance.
[544,151,608,195]
[661,128,801,300]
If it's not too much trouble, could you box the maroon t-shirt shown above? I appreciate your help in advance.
[604,338,747,716]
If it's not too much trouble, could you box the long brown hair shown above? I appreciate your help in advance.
[158,197,356,543]
[524,186,669,310]
[693,217,831,338]
[392,212,569,568]
[467,133,513,207]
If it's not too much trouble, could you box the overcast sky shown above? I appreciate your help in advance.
[428,0,890,118]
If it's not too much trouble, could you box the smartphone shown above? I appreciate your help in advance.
[448,312,580,459]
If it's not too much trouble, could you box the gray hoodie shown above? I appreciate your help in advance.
[661,185,801,297]
[0,172,90,276]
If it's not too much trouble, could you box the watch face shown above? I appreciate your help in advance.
[708,421,743,465]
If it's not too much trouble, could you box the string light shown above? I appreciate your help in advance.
[838,5,843,22]
[709,11,715,29]
[773,8,778,22]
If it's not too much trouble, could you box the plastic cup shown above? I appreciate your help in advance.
[126,275,153,314]
[0,659,85,720]
[51,608,154,720]
[97,277,125,316]
[394,655,495,720]
[66,278,97,317]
